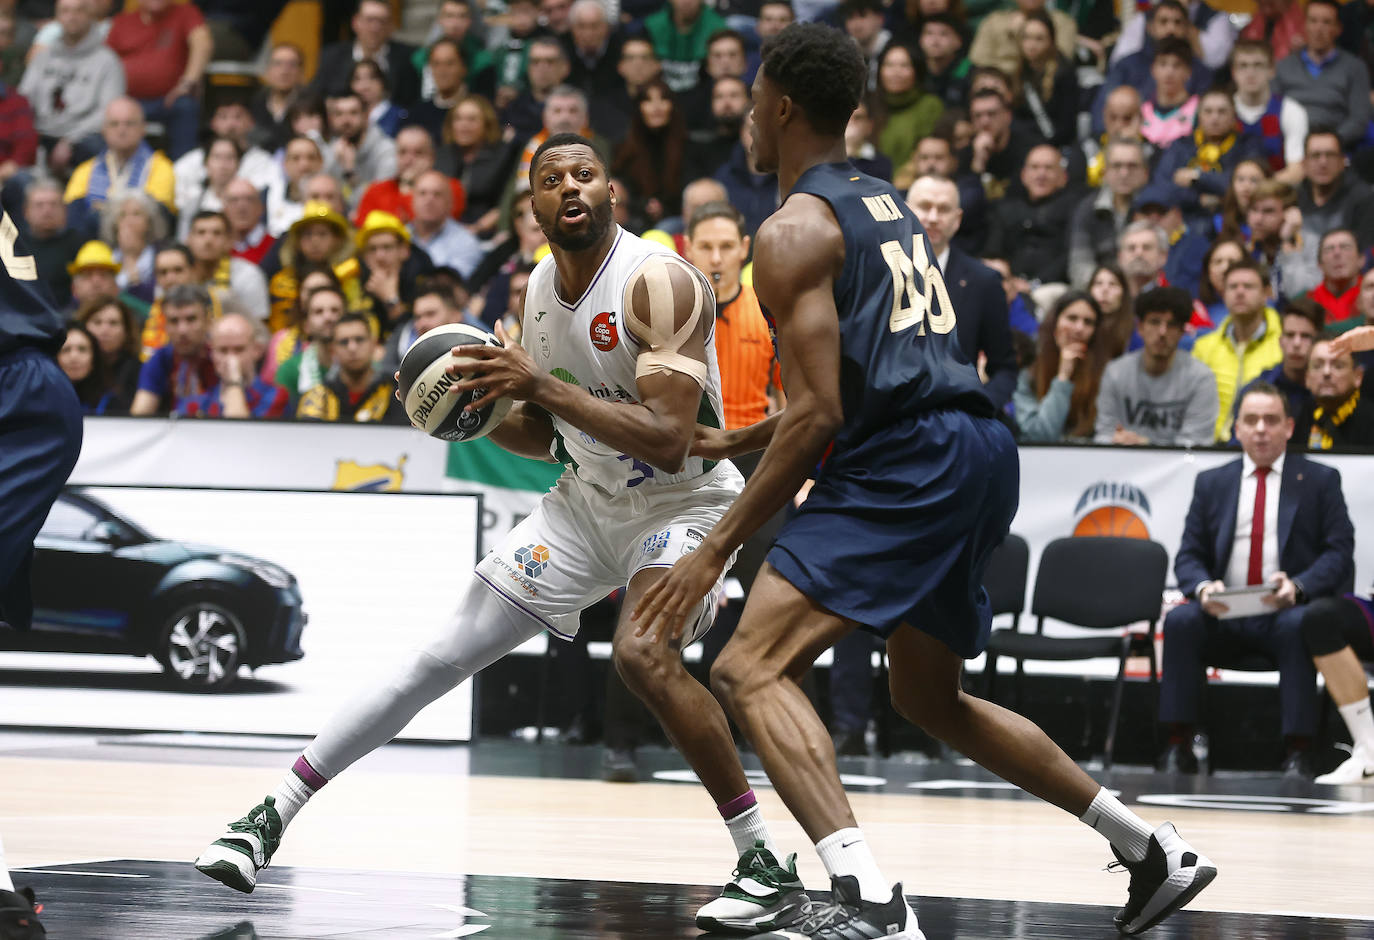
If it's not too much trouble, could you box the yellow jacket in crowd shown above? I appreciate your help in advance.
[1192,305,1283,442]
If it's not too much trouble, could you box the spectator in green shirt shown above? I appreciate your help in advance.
[643,0,728,93]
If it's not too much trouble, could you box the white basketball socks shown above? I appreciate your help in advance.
[1080,787,1153,863]
[815,828,895,905]
[719,790,778,857]
[270,761,320,829]
[1338,698,1374,755]
[0,834,13,891]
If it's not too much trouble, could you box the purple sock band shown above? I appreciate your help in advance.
[718,789,757,819]
[292,755,328,791]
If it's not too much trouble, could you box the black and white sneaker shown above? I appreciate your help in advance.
[1109,822,1216,935]
[0,886,46,940]
[753,874,925,939]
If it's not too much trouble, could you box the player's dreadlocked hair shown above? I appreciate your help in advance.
[760,23,867,136]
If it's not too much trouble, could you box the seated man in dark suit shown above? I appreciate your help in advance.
[1160,382,1355,776]
[311,0,420,109]
[906,174,1017,410]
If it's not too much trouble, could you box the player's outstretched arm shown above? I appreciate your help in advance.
[691,413,784,460]
[633,200,845,641]
[1330,325,1374,355]
[697,200,844,557]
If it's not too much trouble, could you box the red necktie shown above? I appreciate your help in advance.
[1247,467,1269,586]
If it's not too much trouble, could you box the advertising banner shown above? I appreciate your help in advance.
[63,418,1374,672]
[0,486,481,741]
[71,418,556,553]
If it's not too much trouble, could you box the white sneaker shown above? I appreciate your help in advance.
[1315,747,1374,786]
[1110,822,1216,936]
[695,841,810,934]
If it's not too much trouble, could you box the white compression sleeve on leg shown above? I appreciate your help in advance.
[303,579,544,779]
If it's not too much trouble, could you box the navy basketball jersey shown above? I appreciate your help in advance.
[0,195,64,357]
[783,162,992,455]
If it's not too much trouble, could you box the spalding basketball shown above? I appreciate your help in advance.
[397,324,513,442]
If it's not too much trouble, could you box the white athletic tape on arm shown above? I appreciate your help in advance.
[628,256,710,388]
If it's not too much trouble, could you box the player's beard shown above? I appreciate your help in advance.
[544,197,614,252]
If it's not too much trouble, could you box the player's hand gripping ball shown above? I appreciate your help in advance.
[397,324,513,441]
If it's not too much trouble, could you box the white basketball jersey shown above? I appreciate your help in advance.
[522,226,727,496]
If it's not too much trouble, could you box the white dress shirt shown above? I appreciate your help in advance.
[1226,453,1283,589]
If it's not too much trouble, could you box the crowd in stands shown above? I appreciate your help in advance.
[1,0,1373,452]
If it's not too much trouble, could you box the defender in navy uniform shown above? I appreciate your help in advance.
[636,23,1216,940]
[0,190,80,938]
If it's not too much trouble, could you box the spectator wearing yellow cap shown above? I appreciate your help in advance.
[350,209,436,335]
[66,240,150,319]
[268,202,354,333]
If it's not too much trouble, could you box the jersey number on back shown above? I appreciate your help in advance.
[881,236,954,336]
[0,211,37,281]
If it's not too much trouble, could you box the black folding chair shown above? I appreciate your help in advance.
[984,533,1030,633]
[984,536,1166,768]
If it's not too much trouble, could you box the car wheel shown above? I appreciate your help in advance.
[159,601,247,692]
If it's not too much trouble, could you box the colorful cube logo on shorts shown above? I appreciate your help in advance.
[515,543,551,578]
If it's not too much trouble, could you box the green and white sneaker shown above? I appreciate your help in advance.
[696,841,810,935]
[194,795,283,893]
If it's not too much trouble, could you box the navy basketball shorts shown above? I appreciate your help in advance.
[767,408,1019,659]
[0,347,83,628]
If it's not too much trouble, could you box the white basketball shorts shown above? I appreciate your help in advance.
[474,461,744,642]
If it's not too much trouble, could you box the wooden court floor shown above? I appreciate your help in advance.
[2,738,1373,937]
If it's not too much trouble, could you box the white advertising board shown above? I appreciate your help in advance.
[0,486,481,741]
[56,419,1374,681]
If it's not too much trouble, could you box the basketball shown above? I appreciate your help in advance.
[1072,506,1149,539]
[397,324,513,442]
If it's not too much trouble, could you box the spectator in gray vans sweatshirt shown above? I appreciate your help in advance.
[19,0,126,177]
[1096,286,1218,446]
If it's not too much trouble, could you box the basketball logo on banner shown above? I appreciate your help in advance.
[1072,481,1151,539]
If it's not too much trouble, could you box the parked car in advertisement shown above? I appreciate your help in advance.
[0,489,306,691]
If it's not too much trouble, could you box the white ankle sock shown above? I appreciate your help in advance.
[725,804,779,858]
[815,828,894,905]
[270,770,318,829]
[1338,698,1374,754]
[1081,788,1153,864]
[0,834,13,891]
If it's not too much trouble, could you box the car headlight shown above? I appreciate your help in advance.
[218,554,293,589]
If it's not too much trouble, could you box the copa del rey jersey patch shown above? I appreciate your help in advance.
[590,310,618,351]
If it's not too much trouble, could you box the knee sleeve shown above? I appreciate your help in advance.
[305,578,544,779]
[1301,597,1362,658]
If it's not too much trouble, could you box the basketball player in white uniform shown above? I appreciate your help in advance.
[196,134,809,936]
